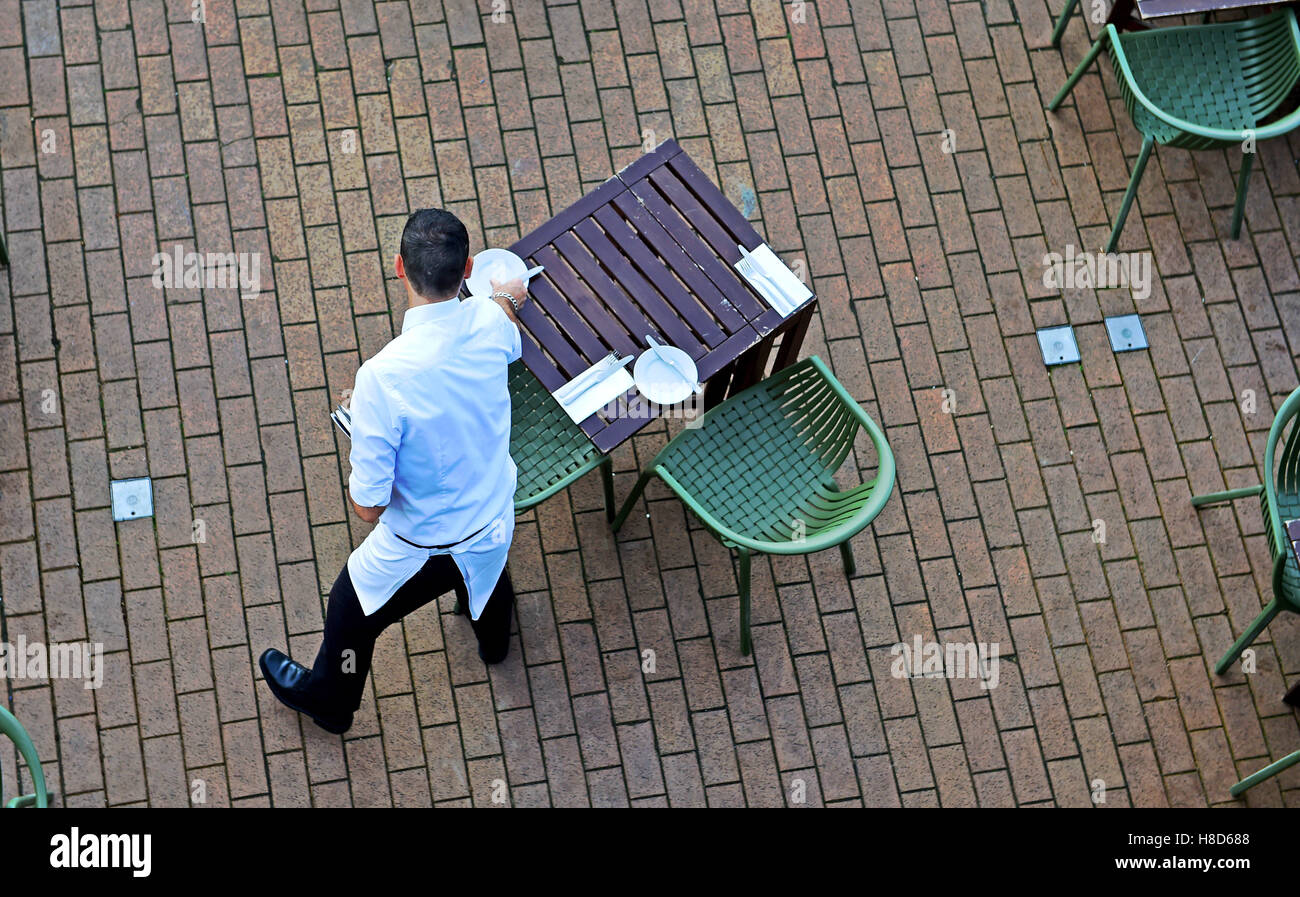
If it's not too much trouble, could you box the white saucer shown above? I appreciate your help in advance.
[633,345,698,405]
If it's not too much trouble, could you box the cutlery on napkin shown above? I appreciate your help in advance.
[554,352,635,424]
[734,244,813,317]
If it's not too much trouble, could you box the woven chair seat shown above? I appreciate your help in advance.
[509,361,606,512]
[654,358,887,549]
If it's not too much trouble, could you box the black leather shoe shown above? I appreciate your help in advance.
[478,642,509,665]
[1285,680,1300,709]
[259,649,352,735]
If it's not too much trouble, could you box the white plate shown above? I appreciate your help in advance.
[633,345,698,405]
[467,248,527,297]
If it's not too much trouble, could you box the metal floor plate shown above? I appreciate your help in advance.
[1105,314,1148,352]
[1037,325,1080,366]
[111,477,154,522]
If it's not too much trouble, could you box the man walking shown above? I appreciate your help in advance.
[260,209,526,735]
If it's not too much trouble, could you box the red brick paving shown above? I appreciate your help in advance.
[1,0,1299,807]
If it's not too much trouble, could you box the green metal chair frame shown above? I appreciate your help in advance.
[1050,0,1083,48]
[1191,385,1300,676]
[1048,8,1300,252]
[1230,747,1300,798]
[510,360,613,517]
[0,705,48,808]
[611,356,895,655]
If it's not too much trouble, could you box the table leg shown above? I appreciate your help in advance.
[728,337,774,397]
[704,360,735,410]
[1105,0,1144,30]
[772,305,814,373]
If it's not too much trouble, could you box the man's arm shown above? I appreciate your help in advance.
[346,365,401,525]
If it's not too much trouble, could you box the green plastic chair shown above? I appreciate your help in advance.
[510,360,613,517]
[1048,8,1300,253]
[1191,385,1300,676]
[1,705,48,808]
[611,356,895,655]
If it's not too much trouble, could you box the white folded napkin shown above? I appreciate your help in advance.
[556,365,634,424]
[737,245,813,317]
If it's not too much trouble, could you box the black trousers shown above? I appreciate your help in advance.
[302,554,515,718]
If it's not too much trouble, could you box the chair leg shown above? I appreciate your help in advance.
[1230,748,1300,798]
[1047,31,1108,110]
[0,232,7,267]
[1215,598,1283,676]
[1104,134,1155,254]
[737,548,752,657]
[1230,149,1254,240]
[611,469,655,532]
[839,541,855,578]
[599,458,615,522]
[1050,0,1081,47]
[1190,483,1263,508]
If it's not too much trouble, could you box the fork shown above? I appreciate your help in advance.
[555,350,627,404]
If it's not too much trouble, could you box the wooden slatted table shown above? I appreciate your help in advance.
[492,139,816,454]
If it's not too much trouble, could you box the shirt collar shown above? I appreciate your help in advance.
[402,297,461,334]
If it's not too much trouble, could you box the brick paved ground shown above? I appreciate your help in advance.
[2,0,1300,808]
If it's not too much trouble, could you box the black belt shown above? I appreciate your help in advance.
[393,520,493,551]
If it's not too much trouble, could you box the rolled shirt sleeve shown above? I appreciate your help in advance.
[347,363,402,508]
[506,316,522,363]
[491,298,521,363]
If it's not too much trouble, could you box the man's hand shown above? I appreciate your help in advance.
[490,276,528,324]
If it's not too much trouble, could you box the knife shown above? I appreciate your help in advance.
[737,244,794,314]
[645,334,702,394]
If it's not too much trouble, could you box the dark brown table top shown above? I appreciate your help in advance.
[1136,0,1276,17]
[499,139,814,453]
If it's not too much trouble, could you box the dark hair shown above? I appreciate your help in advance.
[400,209,470,298]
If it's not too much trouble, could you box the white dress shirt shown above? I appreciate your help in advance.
[345,294,521,619]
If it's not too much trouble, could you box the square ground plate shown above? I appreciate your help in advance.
[111,477,154,522]
[1105,314,1148,352]
[1036,325,1080,366]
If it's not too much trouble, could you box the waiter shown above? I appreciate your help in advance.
[260,208,526,735]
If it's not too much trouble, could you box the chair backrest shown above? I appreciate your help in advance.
[1234,8,1300,124]
[1108,8,1300,147]
[0,705,48,808]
